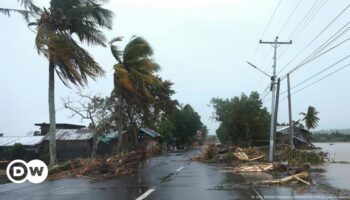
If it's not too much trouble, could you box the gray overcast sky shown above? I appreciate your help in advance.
[1,0,350,136]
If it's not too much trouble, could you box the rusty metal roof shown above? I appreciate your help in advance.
[0,136,44,147]
[43,129,94,141]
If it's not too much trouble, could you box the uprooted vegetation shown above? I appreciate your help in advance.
[193,144,266,163]
[193,143,328,186]
[275,146,328,165]
[48,145,162,180]
[194,143,327,165]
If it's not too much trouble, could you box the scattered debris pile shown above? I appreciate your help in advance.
[49,145,161,179]
[193,143,325,186]
[275,145,328,165]
[192,143,217,161]
[192,144,265,163]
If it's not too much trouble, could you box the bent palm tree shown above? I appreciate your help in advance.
[109,36,160,149]
[1,0,113,164]
[300,106,320,130]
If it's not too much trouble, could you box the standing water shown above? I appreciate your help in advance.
[314,143,350,191]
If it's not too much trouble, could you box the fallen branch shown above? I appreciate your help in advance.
[254,172,310,185]
[292,174,310,185]
[248,155,264,161]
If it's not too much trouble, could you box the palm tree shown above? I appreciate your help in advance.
[109,36,160,149]
[300,106,320,130]
[1,0,113,164]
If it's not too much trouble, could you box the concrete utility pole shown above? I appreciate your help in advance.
[273,78,280,155]
[287,73,294,149]
[259,36,292,162]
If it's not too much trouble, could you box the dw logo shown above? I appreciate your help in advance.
[6,159,48,184]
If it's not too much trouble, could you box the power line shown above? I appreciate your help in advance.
[279,61,350,102]
[251,0,283,61]
[280,54,350,96]
[261,0,283,40]
[248,0,283,92]
[282,20,350,76]
[288,0,325,40]
[278,0,302,36]
[257,0,327,91]
[291,62,350,95]
[283,35,350,79]
[278,3,350,75]
[277,0,326,61]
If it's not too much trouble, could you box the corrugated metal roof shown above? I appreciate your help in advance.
[140,128,160,138]
[0,136,44,147]
[43,129,94,141]
[276,126,289,132]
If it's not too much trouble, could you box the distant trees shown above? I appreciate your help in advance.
[0,0,113,164]
[211,92,270,147]
[300,106,320,130]
[311,131,350,142]
[158,104,204,146]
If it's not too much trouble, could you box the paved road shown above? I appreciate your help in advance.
[0,150,335,200]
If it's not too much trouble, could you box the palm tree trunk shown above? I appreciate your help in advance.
[117,97,123,152]
[49,60,57,164]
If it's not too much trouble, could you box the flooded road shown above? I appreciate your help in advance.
[0,149,341,199]
[0,150,255,200]
[315,142,350,191]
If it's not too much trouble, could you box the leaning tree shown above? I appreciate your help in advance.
[1,0,113,164]
[109,36,162,149]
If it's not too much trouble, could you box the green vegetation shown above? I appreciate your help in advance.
[311,131,350,142]
[277,149,328,165]
[300,106,320,130]
[158,104,205,146]
[211,92,270,147]
[1,0,113,164]
[110,36,177,149]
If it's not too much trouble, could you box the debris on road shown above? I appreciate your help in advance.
[222,163,273,173]
[254,172,312,185]
[48,145,161,180]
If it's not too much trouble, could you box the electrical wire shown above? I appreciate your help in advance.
[278,3,350,75]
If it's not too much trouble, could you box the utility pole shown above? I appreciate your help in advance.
[287,73,294,149]
[259,36,292,162]
[273,78,280,154]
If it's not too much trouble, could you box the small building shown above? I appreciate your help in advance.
[139,128,161,142]
[0,135,44,160]
[35,123,86,136]
[276,126,311,148]
[42,128,94,160]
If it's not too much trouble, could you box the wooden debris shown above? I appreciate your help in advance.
[254,172,310,185]
[292,174,310,185]
[233,152,249,161]
[233,151,264,162]
[248,155,264,161]
[223,164,273,173]
[48,148,154,179]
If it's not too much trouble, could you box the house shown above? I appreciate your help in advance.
[35,123,85,135]
[139,128,161,143]
[0,135,44,160]
[276,126,311,148]
[42,128,94,160]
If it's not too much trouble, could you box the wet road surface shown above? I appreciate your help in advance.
[0,150,337,200]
